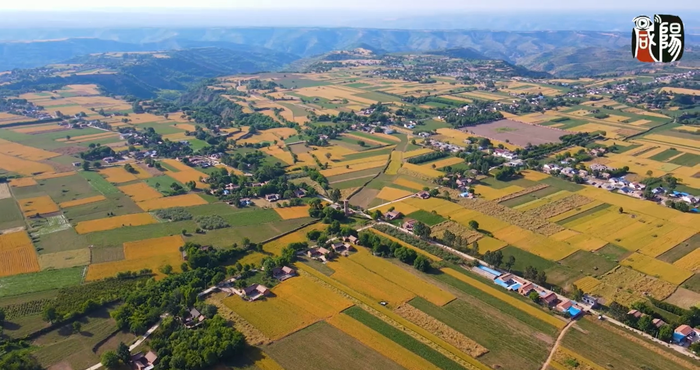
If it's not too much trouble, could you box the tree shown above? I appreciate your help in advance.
[504,255,515,272]
[82,161,90,171]
[646,170,653,177]
[618,207,624,214]
[101,351,120,369]
[181,229,187,236]
[412,221,431,238]
[325,152,332,160]
[307,230,322,240]
[160,264,173,275]
[372,210,383,220]
[394,247,417,264]
[72,321,82,333]
[330,188,341,203]
[468,220,479,230]
[116,342,131,364]
[0,307,5,325]
[637,315,653,333]
[658,324,673,342]
[93,161,102,169]
[42,306,57,324]
[528,291,540,303]
[571,285,584,301]
[413,255,431,272]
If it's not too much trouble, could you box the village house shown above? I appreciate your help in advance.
[673,324,699,344]
[384,210,402,221]
[294,188,307,198]
[184,307,206,328]
[306,247,331,262]
[628,309,644,319]
[345,235,359,244]
[331,241,355,255]
[402,219,417,231]
[493,148,518,160]
[581,294,599,308]
[652,318,667,329]
[416,191,431,199]
[272,266,296,281]
[244,284,270,301]
[265,193,281,202]
[542,163,561,174]
[130,351,158,370]
[518,282,535,296]
[540,292,558,307]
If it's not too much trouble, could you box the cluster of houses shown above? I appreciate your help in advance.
[424,139,463,153]
[674,324,700,346]
[130,351,158,370]
[304,235,359,262]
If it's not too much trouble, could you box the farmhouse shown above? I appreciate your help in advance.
[518,282,535,296]
[627,309,644,319]
[402,219,417,231]
[294,188,307,198]
[581,294,599,308]
[652,318,667,328]
[540,292,558,306]
[673,325,698,344]
[184,307,206,328]
[307,247,331,261]
[493,148,517,160]
[272,266,296,281]
[345,235,359,244]
[244,284,270,301]
[416,191,431,199]
[384,210,402,221]
[131,351,158,370]
[265,193,281,202]
[331,241,355,255]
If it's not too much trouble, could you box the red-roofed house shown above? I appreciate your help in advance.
[541,292,558,306]
[402,219,417,231]
[385,210,402,221]
[131,351,158,370]
[416,191,431,199]
[518,282,535,296]
[556,300,573,313]
[244,284,270,301]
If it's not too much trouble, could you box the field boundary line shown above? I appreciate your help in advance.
[540,319,575,370]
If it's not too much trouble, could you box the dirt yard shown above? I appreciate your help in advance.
[463,119,565,147]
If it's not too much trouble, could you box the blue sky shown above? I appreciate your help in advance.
[1,0,697,11]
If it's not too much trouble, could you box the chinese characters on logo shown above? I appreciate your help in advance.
[632,14,684,63]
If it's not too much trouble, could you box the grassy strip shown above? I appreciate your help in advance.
[79,170,120,195]
[438,268,565,331]
[406,210,446,226]
[343,306,464,370]
[555,203,610,225]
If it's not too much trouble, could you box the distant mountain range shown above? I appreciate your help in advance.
[2,28,699,74]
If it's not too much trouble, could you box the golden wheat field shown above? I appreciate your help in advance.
[573,276,602,292]
[34,171,77,180]
[0,153,56,176]
[0,138,59,161]
[263,223,326,256]
[99,166,138,183]
[621,253,692,285]
[136,193,208,211]
[376,187,414,201]
[0,246,40,277]
[123,235,184,260]
[161,159,211,188]
[118,182,163,202]
[9,177,38,187]
[673,249,700,272]
[0,231,33,251]
[75,213,158,234]
[86,252,183,281]
[401,162,443,178]
[274,205,311,220]
[19,195,59,216]
[58,195,107,208]
[392,177,426,191]
[320,160,386,177]
[385,151,402,175]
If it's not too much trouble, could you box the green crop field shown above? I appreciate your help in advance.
[188,204,282,226]
[266,321,405,370]
[62,193,142,224]
[669,153,700,167]
[432,269,559,336]
[560,250,617,277]
[649,148,681,162]
[411,297,551,370]
[499,187,562,208]
[556,203,611,225]
[406,210,446,226]
[79,170,121,195]
[85,220,198,248]
[90,246,125,263]
[343,306,464,370]
[35,228,88,254]
[562,317,700,370]
[0,197,25,230]
[0,267,84,298]
[498,246,556,277]
[658,234,700,263]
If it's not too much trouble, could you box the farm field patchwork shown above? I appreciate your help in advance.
[75,213,158,234]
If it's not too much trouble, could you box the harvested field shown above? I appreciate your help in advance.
[400,162,443,178]
[573,276,601,292]
[664,288,700,309]
[431,221,483,244]
[621,252,693,285]
[456,198,565,236]
[0,183,9,200]
[37,248,90,270]
[136,193,207,211]
[385,151,402,175]
[19,195,59,216]
[98,167,137,183]
[9,177,38,188]
[33,171,77,180]
[0,138,59,161]
[473,185,524,200]
[118,183,162,202]
[0,245,40,277]
[320,160,386,177]
[428,157,465,169]
[376,187,414,201]
[123,235,184,260]
[395,303,488,358]
[524,194,593,219]
[590,266,677,306]
[75,213,158,234]
[463,119,564,147]
[58,195,106,208]
[494,184,549,203]
[274,206,310,220]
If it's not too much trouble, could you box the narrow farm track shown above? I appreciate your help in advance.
[540,319,575,370]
